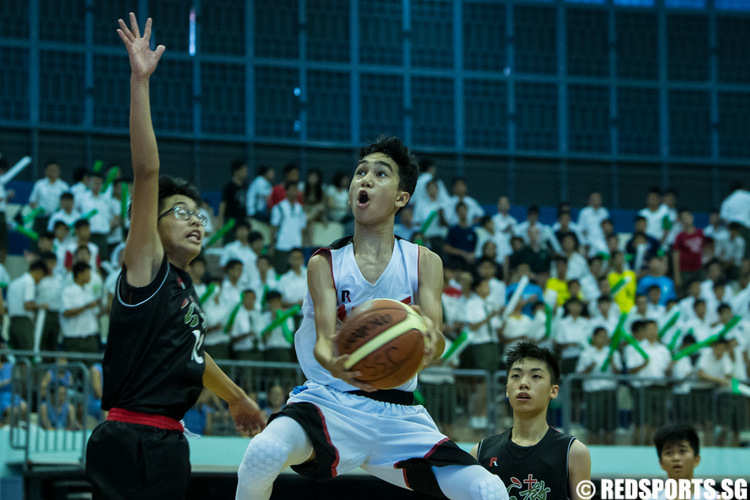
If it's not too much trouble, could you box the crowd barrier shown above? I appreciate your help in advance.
[3,349,748,473]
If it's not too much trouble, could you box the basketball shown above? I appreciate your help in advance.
[336,299,427,389]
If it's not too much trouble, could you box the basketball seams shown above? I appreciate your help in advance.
[342,313,426,370]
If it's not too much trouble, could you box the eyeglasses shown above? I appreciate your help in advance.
[158,206,208,227]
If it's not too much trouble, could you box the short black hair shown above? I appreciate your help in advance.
[40,251,57,262]
[74,219,90,230]
[29,260,48,274]
[230,159,247,174]
[60,192,74,201]
[248,231,264,245]
[72,261,91,279]
[505,342,561,386]
[39,231,54,241]
[358,135,418,198]
[53,220,69,232]
[265,290,282,303]
[225,259,243,271]
[283,162,300,176]
[158,175,202,212]
[654,424,699,459]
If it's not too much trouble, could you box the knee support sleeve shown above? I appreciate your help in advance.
[236,432,291,499]
[469,474,509,500]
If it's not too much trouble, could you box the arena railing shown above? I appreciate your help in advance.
[558,373,750,447]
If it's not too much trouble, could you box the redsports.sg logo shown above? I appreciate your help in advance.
[575,479,748,500]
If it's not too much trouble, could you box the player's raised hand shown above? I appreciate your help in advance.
[228,394,267,437]
[117,12,165,80]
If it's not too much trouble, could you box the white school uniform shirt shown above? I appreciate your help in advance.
[246,176,273,217]
[628,340,671,388]
[443,195,485,227]
[75,191,112,235]
[295,237,420,392]
[220,241,259,289]
[278,267,308,306]
[718,234,746,267]
[47,209,81,232]
[219,278,244,310]
[556,316,591,360]
[411,173,450,213]
[670,355,695,395]
[36,275,64,312]
[458,294,498,345]
[575,345,621,392]
[515,221,562,253]
[263,310,295,350]
[638,205,670,241]
[270,199,306,251]
[565,252,590,282]
[694,349,732,390]
[60,282,99,338]
[231,307,265,352]
[720,189,750,228]
[7,273,36,319]
[29,178,69,215]
[412,197,448,238]
[502,314,535,355]
[577,206,609,251]
[491,212,517,240]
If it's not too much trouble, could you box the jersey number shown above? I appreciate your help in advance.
[191,329,205,365]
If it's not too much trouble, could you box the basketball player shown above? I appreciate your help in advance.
[236,135,508,499]
[471,342,591,500]
[85,14,265,499]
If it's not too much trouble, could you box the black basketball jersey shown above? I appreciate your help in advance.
[476,427,576,500]
[102,257,207,421]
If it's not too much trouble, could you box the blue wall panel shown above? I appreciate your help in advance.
[307,70,350,141]
[359,0,403,66]
[255,66,299,139]
[464,79,508,150]
[412,76,455,146]
[463,2,506,72]
[516,82,558,152]
[201,62,246,136]
[39,51,86,126]
[411,0,454,69]
[0,48,29,123]
[360,73,405,142]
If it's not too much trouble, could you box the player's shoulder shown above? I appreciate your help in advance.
[416,244,442,269]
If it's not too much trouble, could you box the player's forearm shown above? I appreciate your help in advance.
[313,336,335,371]
[203,352,246,404]
[129,77,160,178]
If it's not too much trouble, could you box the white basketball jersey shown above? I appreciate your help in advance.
[295,237,421,392]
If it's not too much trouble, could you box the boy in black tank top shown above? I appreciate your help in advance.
[472,343,591,500]
[85,14,265,500]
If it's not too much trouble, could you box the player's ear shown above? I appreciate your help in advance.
[396,191,410,208]
[549,384,559,400]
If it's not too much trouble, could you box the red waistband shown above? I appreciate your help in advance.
[107,408,184,432]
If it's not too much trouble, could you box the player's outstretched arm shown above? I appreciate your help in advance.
[202,352,266,435]
[568,440,592,500]
[309,252,374,390]
[417,247,446,364]
[117,12,165,287]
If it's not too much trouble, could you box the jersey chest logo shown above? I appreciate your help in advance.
[508,475,551,500]
[181,298,206,365]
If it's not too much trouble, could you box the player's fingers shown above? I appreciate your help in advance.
[117,19,134,41]
[143,16,152,40]
[129,12,141,39]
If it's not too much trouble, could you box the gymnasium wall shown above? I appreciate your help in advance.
[1,0,750,213]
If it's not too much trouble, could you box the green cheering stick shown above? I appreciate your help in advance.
[419,210,438,234]
[609,275,631,298]
[102,166,120,192]
[672,333,722,361]
[205,219,236,248]
[224,293,245,334]
[199,283,216,305]
[93,160,104,172]
[81,209,99,220]
[658,310,680,339]
[731,379,750,398]
[441,330,470,362]
[261,305,302,344]
[22,206,44,223]
[600,312,627,372]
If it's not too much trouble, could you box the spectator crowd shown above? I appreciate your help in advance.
[0,156,749,444]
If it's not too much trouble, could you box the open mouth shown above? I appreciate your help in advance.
[187,230,202,243]
[357,190,370,207]
[516,392,531,401]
